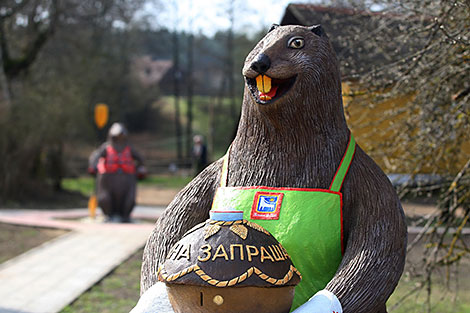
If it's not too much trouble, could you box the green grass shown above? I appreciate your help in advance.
[62,177,96,196]
[388,271,470,313]
[62,175,192,197]
[60,249,143,313]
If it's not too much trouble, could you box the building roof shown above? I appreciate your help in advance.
[131,56,173,87]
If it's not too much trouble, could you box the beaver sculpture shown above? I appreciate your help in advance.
[89,123,145,223]
[139,24,407,313]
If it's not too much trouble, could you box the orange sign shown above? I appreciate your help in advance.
[94,103,108,129]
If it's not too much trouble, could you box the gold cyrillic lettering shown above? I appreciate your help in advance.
[177,244,191,260]
[246,245,259,262]
[260,246,274,263]
[198,244,212,262]
[274,245,286,261]
[212,244,229,261]
[230,244,244,261]
[168,244,182,260]
[269,245,284,261]
[279,245,290,259]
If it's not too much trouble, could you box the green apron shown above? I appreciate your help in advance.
[211,135,356,311]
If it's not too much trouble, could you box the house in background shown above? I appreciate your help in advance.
[131,56,173,88]
[131,55,226,97]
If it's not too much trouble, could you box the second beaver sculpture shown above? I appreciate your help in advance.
[141,24,407,313]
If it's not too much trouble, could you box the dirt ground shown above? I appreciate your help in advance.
[0,223,67,264]
[135,186,179,207]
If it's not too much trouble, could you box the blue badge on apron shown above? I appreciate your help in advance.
[251,191,284,220]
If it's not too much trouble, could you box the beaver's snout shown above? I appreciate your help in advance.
[250,54,271,75]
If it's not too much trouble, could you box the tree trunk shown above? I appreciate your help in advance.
[0,42,11,116]
[208,96,215,160]
[173,30,182,161]
[186,33,194,159]
[227,0,237,125]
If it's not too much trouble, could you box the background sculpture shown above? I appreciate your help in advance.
[89,122,145,223]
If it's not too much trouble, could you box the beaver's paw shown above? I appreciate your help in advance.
[292,289,342,313]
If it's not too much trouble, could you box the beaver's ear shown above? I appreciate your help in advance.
[309,25,327,38]
[268,24,279,33]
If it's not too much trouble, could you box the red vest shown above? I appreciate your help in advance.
[97,145,136,174]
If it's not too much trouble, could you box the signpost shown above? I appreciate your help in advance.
[89,103,109,218]
[94,103,109,129]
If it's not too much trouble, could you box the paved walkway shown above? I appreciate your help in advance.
[0,206,164,313]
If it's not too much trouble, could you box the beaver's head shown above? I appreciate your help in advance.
[243,24,342,114]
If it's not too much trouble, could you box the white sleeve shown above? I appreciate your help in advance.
[130,282,175,313]
[291,289,343,313]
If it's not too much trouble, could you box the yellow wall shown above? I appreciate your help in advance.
[342,82,470,175]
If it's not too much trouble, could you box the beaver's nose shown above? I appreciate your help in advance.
[250,54,271,74]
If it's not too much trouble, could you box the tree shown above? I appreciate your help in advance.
[339,1,469,311]
[0,0,149,200]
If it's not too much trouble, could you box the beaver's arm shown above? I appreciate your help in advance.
[140,159,222,294]
[88,143,107,170]
[130,146,145,167]
[326,148,407,313]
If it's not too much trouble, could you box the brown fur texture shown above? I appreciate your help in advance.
[141,25,407,313]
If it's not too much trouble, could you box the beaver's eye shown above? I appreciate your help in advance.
[288,37,304,49]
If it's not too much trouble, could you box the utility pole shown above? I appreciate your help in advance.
[185,0,194,159]
[173,1,183,161]
[227,0,236,123]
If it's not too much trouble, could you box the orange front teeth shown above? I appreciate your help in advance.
[256,75,272,94]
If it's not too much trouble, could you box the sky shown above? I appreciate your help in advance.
[140,0,315,36]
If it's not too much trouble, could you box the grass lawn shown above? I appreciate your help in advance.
[62,175,192,197]
[60,249,143,313]
[387,234,470,313]
[388,271,470,312]
[62,177,96,197]
[0,223,67,264]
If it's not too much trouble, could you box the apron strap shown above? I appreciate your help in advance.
[220,146,230,187]
[329,134,356,192]
[221,134,356,191]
